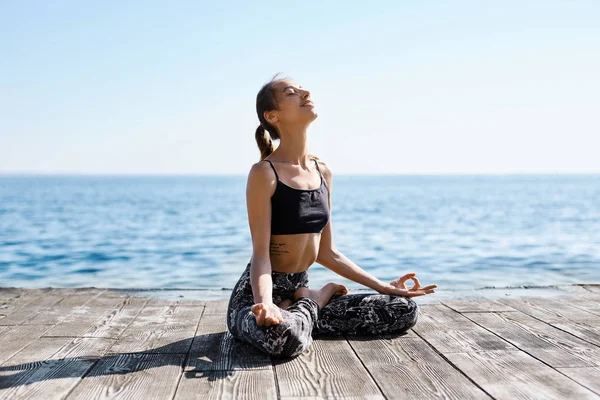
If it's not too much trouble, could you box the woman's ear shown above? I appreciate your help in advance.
[264,111,278,124]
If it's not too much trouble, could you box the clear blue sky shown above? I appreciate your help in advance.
[1,1,598,175]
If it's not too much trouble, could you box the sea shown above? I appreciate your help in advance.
[1,174,599,300]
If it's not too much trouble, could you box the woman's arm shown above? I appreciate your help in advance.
[250,259,273,304]
[246,161,276,304]
[315,161,393,294]
[317,248,393,293]
[319,249,436,296]
[316,161,436,297]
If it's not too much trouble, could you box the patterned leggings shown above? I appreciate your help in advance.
[226,262,420,359]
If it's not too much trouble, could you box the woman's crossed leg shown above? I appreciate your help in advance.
[311,292,420,337]
[227,277,348,358]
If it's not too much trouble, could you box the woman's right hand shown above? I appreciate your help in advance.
[383,272,437,297]
[251,302,284,327]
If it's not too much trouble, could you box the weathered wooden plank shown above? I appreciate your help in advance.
[3,289,108,326]
[0,337,115,399]
[549,320,600,349]
[2,287,600,399]
[465,311,600,367]
[0,325,55,365]
[1,288,107,321]
[412,305,516,354]
[274,337,384,399]
[279,397,335,400]
[0,294,65,325]
[25,292,127,326]
[7,336,115,366]
[496,296,600,347]
[0,289,25,311]
[2,337,76,365]
[0,327,11,339]
[185,314,271,371]
[442,299,519,313]
[195,313,227,334]
[174,369,277,400]
[556,367,600,396]
[0,289,25,301]
[42,296,150,338]
[65,352,185,399]
[44,288,107,296]
[24,292,113,325]
[348,335,491,399]
[178,298,206,306]
[560,292,600,316]
[496,296,600,323]
[145,296,206,306]
[581,285,600,295]
[556,284,594,293]
[106,304,202,354]
[202,299,229,315]
[0,289,61,315]
[554,285,600,302]
[446,350,600,399]
[186,330,271,371]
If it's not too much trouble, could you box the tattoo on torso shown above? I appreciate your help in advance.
[270,241,290,256]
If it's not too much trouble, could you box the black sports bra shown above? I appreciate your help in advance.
[263,159,330,235]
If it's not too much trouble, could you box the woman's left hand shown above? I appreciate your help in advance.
[381,272,437,297]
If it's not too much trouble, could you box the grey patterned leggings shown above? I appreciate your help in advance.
[226,262,420,359]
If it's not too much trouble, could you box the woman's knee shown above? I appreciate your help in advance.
[385,295,419,331]
[228,315,307,357]
[397,297,419,330]
[407,298,419,327]
[263,320,313,358]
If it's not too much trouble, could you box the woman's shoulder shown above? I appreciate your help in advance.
[247,159,278,187]
[310,155,327,166]
[312,157,331,174]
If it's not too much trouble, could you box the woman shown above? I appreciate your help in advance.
[226,74,437,359]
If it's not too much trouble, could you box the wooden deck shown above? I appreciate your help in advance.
[1,285,600,399]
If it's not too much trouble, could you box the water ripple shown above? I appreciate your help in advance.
[0,174,599,296]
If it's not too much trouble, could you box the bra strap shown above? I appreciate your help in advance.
[313,159,324,185]
[263,159,279,180]
[313,159,323,177]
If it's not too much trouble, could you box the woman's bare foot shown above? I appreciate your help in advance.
[277,298,294,310]
[292,283,349,309]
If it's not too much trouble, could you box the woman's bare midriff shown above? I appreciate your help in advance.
[251,232,322,273]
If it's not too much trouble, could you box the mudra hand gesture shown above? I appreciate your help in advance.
[383,272,437,297]
[251,302,284,327]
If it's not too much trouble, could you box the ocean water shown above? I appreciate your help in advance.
[1,174,599,300]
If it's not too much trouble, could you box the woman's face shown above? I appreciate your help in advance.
[268,80,317,126]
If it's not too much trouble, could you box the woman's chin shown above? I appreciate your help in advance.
[298,111,318,124]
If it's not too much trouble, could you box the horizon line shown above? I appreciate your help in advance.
[1,171,599,177]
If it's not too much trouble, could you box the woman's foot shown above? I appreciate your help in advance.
[292,283,349,310]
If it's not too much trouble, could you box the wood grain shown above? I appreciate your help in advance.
[1,285,599,399]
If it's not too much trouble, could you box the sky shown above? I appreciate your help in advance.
[1,0,599,175]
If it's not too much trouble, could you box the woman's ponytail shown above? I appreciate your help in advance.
[255,124,275,161]
[254,73,286,160]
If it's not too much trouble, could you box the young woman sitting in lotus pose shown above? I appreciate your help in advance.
[226,74,437,358]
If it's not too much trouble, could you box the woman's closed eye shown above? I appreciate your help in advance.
[285,86,305,96]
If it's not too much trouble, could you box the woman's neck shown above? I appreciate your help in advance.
[273,128,311,165]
